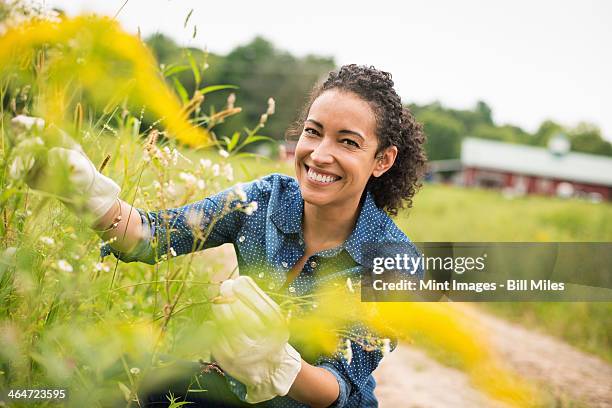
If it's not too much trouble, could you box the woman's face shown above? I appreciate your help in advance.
[294,89,396,209]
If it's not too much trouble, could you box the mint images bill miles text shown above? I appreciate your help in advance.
[372,279,565,293]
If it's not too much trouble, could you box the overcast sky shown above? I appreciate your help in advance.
[44,0,611,140]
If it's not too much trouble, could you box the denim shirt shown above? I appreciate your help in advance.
[103,173,422,407]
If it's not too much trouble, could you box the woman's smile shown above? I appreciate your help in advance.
[304,164,342,185]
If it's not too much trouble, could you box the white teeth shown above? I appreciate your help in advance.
[307,167,338,184]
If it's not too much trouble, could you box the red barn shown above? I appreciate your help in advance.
[458,137,612,201]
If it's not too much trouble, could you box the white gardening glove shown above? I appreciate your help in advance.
[44,146,121,220]
[11,114,45,131]
[211,276,302,404]
[11,115,120,221]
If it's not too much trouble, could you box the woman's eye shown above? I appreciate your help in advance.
[304,127,320,136]
[341,139,360,148]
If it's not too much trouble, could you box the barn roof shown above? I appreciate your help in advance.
[461,137,612,186]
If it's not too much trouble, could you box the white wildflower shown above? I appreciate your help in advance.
[171,148,179,165]
[223,163,234,181]
[381,338,391,356]
[343,339,353,364]
[259,113,268,126]
[130,367,141,376]
[197,179,206,190]
[142,149,151,163]
[200,158,212,169]
[219,149,230,159]
[179,171,197,185]
[94,262,110,273]
[211,164,220,177]
[186,209,204,229]
[40,236,55,246]
[153,180,161,190]
[266,97,275,115]
[244,201,258,216]
[346,277,354,293]
[57,259,73,273]
[233,184,247,202]
[227,93,236,109]
[165,181,177,197]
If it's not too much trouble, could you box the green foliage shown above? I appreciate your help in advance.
[569,122,612,156]
[472,123,532,144]
[412,101,612,159]
[419,110,464,160]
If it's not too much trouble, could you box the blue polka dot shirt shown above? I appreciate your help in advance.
[103,173,422,407]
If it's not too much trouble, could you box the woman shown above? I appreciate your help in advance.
[30,64,426,407]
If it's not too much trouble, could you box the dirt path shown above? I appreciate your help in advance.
[374,306,612,407]
[374,345,508,408]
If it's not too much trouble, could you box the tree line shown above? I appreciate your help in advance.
[148,34,611,159]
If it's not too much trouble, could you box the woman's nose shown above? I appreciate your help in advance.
[310,138,334,164]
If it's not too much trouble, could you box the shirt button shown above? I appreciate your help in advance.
[298,239,304,245]
[310,261,317,268]
[282,261,288,268]
[238,235,245,242]
[288,286,296,293]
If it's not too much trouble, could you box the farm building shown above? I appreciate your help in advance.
[429,137,612,201]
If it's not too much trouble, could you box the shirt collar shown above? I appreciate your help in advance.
[271,187,388,266]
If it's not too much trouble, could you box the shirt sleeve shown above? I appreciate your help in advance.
[315,324,391,408]
[101,183,256,265]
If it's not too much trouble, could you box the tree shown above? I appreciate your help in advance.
[216,37,334,141]
[417,110,464,160]
[569,122,612,157]
[476,100,493,125]
[534,120,564,146]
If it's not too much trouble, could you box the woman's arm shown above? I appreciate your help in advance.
[93,199,144,254]
[287,360,340,408]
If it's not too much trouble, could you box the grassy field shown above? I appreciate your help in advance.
[397,184,611,362]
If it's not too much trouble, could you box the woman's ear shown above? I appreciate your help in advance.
[372,145,398,177]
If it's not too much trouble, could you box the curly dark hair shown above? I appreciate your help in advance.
[286,64,427,216]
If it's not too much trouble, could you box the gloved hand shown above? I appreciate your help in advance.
[10,115,121,222]
[211,276,302,404]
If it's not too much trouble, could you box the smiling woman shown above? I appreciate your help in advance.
[26,65,427,407]
[288,65,426,217]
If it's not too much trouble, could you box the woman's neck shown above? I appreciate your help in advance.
[302,196,361,251]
